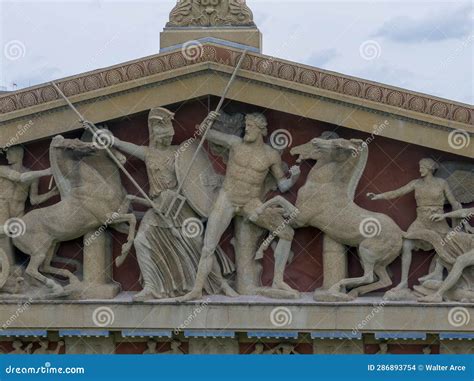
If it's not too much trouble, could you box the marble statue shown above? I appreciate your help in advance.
[108,107,235,301]
[412,208,474,303]
[252,343,300,354]
[251,137,404,301]
[33,340,64,354]
[7,136,137,297]
[367,158,461,299]
[178,111,301,302]
[8,341,33,354]
[167,0,255,27]
[0,146,58,291]
[143,340,184,354]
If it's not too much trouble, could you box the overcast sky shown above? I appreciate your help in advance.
[0,0,472,104]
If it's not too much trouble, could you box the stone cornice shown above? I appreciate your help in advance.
[0,43,472,129]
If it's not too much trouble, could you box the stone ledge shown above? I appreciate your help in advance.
[1,293,472,333]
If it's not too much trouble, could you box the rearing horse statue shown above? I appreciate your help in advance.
[253,137,404,300]
[6,135,136,295]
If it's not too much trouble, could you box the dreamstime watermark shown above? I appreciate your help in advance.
[1,298,32,330]
[1,120,34,151]
[261,208,300,250]
[359,217,382,238]
[448,129,470,150]
[174,298,210,334]
[182,217,204,239]
[3,40,26,61]
[359,40,381,61]
[92,306,115,327]
[270,129,293,151]
[174,121,208,159]
[352,120,390,157]
[92,129,115,150]
[84,212,120,247]
[447,307,470,327]
[3,218,26,238]
[270,306,293,327]
[352,300,386,335]
[182,40,204,61]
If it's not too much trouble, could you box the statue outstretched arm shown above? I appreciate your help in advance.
[29,179,59,205]
[111,136,147,161]
[431,208,474,221]
[0,166,52,184]
[199,111,242,148]
[206,129,242,148]
[367,180,417,201]
[0,166,21,182]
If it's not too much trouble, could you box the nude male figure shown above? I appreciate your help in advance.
[0,146,57,265]
[179,112,300,301]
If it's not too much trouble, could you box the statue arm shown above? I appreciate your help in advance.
[433,208,474,220]
[206,129,241,148]
[0,167,21,182]
[272,154,300,193]
[443,181,462,210]
[112,137,147,161]
[368,180,417,200]
[29,179,59,206]
[0,166,51,184]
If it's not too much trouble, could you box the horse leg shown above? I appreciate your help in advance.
[109,213,137,267]
[349,265,392,297]
[249,196,298,222]
[329,246,375,294]
[40,243,80,285]
[25,251,63,293]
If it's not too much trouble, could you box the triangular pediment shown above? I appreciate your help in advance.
[0,43,472,157]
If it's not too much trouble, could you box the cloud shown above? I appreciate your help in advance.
[307,48,339,68]
[374,4,473,43]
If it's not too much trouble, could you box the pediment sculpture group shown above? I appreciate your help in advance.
[0,108,472,303]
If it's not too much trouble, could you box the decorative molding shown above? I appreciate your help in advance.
[0,44,472,126]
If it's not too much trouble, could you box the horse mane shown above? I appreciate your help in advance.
[347,143,368,200]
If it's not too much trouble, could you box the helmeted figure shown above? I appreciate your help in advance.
[110,107,235,301]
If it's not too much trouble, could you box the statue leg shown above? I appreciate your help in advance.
[419,250,474,303]
[178,193,235,302]
[392,239,414,290]
[349,265,392,297]
[25,251,63,293]
[329,245,376,294]
[133,228,167,302]
[40,243,80,285]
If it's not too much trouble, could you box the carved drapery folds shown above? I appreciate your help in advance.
[167,0,255,27]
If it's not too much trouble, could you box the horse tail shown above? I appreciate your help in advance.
[0,248,10,289]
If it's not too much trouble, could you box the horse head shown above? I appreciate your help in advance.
[291,138,361,164]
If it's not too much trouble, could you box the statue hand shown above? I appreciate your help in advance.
[289,165,301,178]
[367,192,379,200]
[430,213,445,222]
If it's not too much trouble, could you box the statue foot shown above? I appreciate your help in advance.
[273,281,300,297]
[221,284,239,298]
[419,273,442,283]
[256,287,300,299]
[391,281,408,292]
[421,280,442,290]
[383,288,417,301]
[313,289,354,302]
[133,288,166,302]
[176,289,203,303]
[418,293,443,303]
